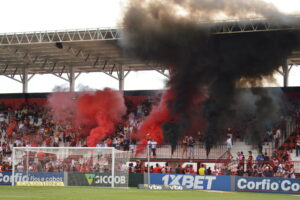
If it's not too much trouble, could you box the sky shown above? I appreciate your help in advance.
[0,0,299,93]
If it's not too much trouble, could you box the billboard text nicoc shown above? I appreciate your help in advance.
[150,174,231,191]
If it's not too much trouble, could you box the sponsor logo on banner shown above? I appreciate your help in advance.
[150,174,231,191]
[85,174,95,185]
[0,173,29,185]
[138,184,187,190]
[92,174,126,185]
[0,172,64,185]
[236,177,300,194]
[68,173,128,186]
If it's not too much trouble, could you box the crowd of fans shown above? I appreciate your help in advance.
[127,151,296,178]
[0,96,299,179]
[0,98,153,172]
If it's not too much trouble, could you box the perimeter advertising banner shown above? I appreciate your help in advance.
[235,177,300,194]
[150,174,231,191]
[0,172,64,185]
[68,172,128,187]
[0,172,14,185]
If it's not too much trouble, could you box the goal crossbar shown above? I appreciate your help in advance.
[12,147,129,187]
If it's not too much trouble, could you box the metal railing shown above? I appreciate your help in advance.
[212,159,300,174]
[128,144,227,160]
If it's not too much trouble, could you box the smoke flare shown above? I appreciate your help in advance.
[48,88,126,146]
[122,0,300,151]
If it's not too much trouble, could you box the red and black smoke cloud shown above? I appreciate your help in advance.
[133,90,174,154]
[122,0,300,152]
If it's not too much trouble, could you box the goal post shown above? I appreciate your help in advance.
[12,147,130,187]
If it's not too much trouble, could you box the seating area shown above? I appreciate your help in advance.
[0,90,299,179]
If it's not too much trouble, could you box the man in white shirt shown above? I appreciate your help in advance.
[226,135,232,152]
[226,135,233,159]
[150,139,157,157]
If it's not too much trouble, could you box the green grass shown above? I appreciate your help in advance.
[0,186,299,200]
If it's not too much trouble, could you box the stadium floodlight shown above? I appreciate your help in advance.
[12,147,130,188]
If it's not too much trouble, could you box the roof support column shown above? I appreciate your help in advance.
[118,65,124,91]
[282,62,294,88]
[69,67,75,92]
[283,62,289,87]
[276,62,293,88]
[22,67,28,93]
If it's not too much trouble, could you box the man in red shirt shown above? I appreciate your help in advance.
[163,162,172,174]
[246,151,253,171]
[153,163,162,173]
[238,152,245,169]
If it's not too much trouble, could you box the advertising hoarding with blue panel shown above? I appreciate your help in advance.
[0,172,64,185]
[235,176,300,194]
[150,174,231,191]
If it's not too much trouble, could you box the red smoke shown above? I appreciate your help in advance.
[48,88,126,147]
[134,90,175,154]
[77,89,126,146]
[47,92,78,126]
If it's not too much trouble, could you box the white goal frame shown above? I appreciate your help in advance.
[12,147,127,187]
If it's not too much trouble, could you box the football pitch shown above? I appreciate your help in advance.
[0,186,299,200]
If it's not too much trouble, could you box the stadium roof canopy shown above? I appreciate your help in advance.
[0,16,300,92]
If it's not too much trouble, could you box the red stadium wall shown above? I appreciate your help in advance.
[0,90,164,110]
[0,88,299,110]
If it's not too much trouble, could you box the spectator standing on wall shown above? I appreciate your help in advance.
[182,136,188,157]
[296,134,300,157]
[129,140,136,154]
[147,139,151,155]
[274,128,281,149]
[150,139,157,157]
[188,136,195,159]
[226,135,232,159]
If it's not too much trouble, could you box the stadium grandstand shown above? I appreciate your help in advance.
[1,15,300,194]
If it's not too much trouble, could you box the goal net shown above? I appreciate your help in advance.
[12,147,130,187]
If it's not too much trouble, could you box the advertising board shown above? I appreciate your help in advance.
[68,172,128,187]
[0,172,64,186]
[235,176,300,194]
[150,174,231,191]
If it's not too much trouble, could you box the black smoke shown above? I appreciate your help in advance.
[121,0,300,152]
[162,121,180,154]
